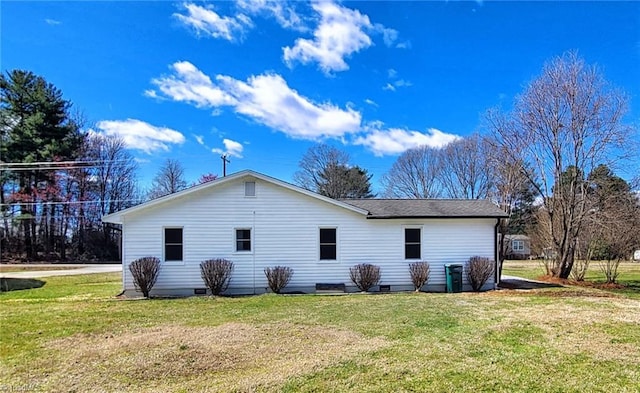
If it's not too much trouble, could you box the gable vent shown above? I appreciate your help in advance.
[245,181,256,197]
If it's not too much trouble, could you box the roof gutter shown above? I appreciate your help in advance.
[365,215,509,219]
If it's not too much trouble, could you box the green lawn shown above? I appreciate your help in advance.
[1,273,639,392]
[502,260,640,299]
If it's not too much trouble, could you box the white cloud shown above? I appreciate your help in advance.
[194,134,206,146]
[148,61,236,108]
[387,68,397,79]
[212,138,244,158]
[394,79,412,88]
[396,41,411,49]
[354,127,460,156]
[282,2,374,74]
[236,0,307,31]
[150,61,361,140]
[174,3,252,42]
[217,73,361,139]
[45,18,61,25]
[376,25,398,47]
[364,98,377,107]
[383,79,412,91]
[95,119,186,154]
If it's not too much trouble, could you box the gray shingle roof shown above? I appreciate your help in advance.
[341,199,508,219]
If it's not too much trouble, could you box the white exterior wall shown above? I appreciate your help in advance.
[121,177,497,296]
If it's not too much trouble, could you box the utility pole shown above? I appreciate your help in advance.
[221,154,230,177]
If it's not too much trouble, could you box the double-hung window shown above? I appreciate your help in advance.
[405,228,421,259]
[236,229,252,252]
[164,227,183,261]
[319,228,337,260]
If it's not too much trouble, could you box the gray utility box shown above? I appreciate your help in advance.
[444,264,463,293]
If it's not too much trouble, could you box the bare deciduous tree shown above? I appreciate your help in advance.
[148,158,187,200]
[294,144,349,191]
[381,145,442,198]
[439,134,493,199]
[484,137,538,279]
[294,144,373,199]
[486,51,634,279]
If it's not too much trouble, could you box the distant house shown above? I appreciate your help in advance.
[102,170,507,296]
[504,234,532,260]
[634,250,640,261]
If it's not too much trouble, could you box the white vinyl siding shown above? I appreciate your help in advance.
[120,177,497,294]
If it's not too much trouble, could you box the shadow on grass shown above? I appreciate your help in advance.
[499,277,563,290]
[0,277,46,292]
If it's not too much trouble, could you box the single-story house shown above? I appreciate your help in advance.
[102,170,507,296]
[504,234,532,260]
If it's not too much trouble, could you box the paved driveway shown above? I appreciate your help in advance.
[0,264,122,278]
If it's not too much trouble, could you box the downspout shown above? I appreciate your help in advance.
[121,216,126,295]
[252,210,256,295]
[494,218,500,287]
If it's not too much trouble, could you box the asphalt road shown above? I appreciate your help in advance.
[0,264,122,278]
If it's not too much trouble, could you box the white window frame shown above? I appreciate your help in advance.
[163,226,184,264]
[512,239,524,252]
[234,227,253,254]
[319,227,338,262]
[403,225,423,260]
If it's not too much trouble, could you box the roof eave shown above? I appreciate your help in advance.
[101,170,369,224]
[366,215,508,219]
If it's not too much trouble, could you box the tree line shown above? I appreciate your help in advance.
[0,70,215,262]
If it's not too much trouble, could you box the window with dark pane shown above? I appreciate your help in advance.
[405,228,421,259]
[319,228,337,260]
[165,228,183,261]
[236,229,251,252]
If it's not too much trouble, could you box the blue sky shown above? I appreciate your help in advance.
[2,1,639,193]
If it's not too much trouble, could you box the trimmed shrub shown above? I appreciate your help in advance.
[349,263,381,292]
[409,261,430,291]
[129,256,160,298]
[264,266,293,294]
[466,256,494,291]
[571,259,589,281]
[200,258,234,295]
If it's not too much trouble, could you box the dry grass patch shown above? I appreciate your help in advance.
[28,322,388,392]
[484,294,640,363]
[0,265,83,273]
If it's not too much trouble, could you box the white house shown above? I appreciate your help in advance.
[102,170,507,296]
